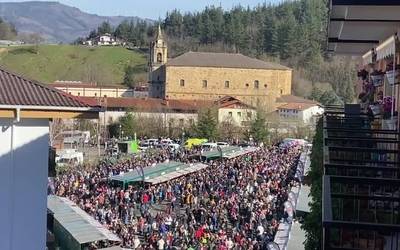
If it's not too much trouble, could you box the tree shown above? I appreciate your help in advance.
[196,108,218,140]
[123,66,136,87]
[249,109,269,143]
[98,21,113,35]
[119,112,136,139]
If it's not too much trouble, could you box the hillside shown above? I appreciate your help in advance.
[0,1,153,43]
[0,45,148,84]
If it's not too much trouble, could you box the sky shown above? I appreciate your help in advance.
[0,0,281,19]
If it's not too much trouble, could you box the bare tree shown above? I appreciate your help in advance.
[49,118,64,147]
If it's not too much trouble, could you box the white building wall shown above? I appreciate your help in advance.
[56,87,135,98]
[101,111,198,126]
[0,118,49,250]
[218,108,256,126]
[301,106,324,124]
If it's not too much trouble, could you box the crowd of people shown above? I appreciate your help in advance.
[52,144,302,249]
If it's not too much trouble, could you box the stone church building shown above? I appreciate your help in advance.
[149,26,293,113]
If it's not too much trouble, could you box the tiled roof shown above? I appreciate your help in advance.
[79,96,254,112]
[278,102,318,111]
[276,95,319,105]
[79,97,214,112]
[167,51,291,70]
[0,67,95,108]
[216,96,255,109]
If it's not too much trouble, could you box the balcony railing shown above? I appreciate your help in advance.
[322,105,400,250]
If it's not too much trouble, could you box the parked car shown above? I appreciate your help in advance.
[217,142,229,147]
[160,138,174,145]
[200,142,218,150]
[143,139,159,146]
[168,143,180,151]
[185,138,208,149]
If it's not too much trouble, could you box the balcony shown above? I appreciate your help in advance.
[322,106,400,250]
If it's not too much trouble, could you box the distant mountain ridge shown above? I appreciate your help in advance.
[0,1,153,43]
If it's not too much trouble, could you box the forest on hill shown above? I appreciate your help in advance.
[87,0,356,106]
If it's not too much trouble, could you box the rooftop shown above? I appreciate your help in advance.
[48,195,121,244]
[278,102,319,111]
[79,96,253,112]
[166,51,291,70]
[0,67,95,109]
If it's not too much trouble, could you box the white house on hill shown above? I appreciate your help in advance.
[84,33,122,46]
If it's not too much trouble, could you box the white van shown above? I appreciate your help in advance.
[200,142,218,150]
[160,138,174,145]
[217,142,229,147]
[143,139,159,146]
[56,150,83,166]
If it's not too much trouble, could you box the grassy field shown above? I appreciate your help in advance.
[0,45,148,84]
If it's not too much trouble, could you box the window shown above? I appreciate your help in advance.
[77,92,80,96]
[179,119,184,126]
[280,89,283,94]
[264,84,268,88]
[180,79,185,87]
[157,53,162,63]
[202,80,208,88]
[245,83,249,87]
[225,81,230,88]
[189,118,194,124]
[237,112,242,117]
[228,112,233,117]
[247,112,252,118]
[254,80,259,89]
[94,93,97,97]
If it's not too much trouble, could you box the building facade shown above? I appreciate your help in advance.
[81,96,255,128]
[51,81,148,98]
[148,28,292,113]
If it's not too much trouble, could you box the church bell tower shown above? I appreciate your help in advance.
[149,25,167,98]
[149,24,167,73]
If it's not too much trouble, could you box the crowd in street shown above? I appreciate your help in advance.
[52,144,302,249]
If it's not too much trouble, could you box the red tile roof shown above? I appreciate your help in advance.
[79,97,214,112]
[79,96,253,113]
[0,67,96,109]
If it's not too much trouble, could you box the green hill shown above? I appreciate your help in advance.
[0,45,148,84]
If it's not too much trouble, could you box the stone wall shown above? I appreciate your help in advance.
[164,66,292,113]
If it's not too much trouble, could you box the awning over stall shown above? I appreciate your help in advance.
[145,163,208,185]
[48,195,121,244]
[201,146,259,160]
[376,35,397,60]
[109,161,209,186]
[328,0,400,55]
[362,49,374,65]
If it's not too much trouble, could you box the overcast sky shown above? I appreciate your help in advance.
[0,0,281,19]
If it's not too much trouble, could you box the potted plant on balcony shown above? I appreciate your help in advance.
[370,70,385,87]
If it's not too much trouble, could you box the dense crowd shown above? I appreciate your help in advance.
[52,144,302,249]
